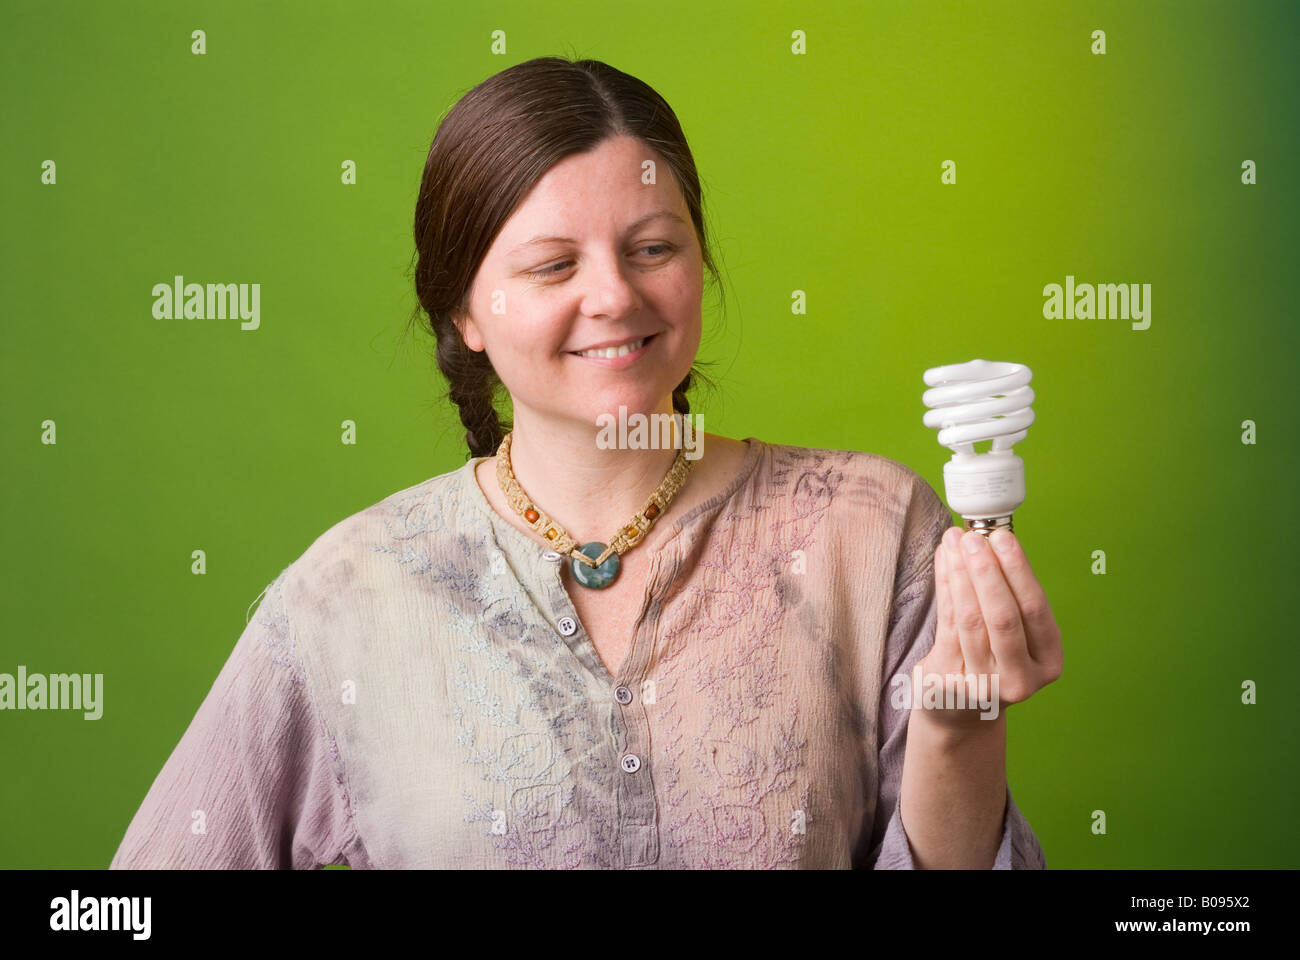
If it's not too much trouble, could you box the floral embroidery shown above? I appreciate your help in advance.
[650,447,852,867]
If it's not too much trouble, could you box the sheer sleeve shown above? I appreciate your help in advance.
[109,571,371,869]
[866,475,1047,869]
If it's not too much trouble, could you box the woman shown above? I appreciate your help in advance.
[110,56,1061,870]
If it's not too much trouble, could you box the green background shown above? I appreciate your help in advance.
[2,0,1296,869]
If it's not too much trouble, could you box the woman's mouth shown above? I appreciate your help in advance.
[568,333,657,367]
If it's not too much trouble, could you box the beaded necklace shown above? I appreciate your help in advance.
[494,430,695,589]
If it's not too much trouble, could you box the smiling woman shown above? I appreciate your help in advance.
[107,55,1052,871]
[411,77,718,477]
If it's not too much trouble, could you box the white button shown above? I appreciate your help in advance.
[557,616,577,636]
[541,551,562,562]
[620,754,642,773]
[614,686,632,705]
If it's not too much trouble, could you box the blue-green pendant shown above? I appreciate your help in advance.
[571,541,620,589]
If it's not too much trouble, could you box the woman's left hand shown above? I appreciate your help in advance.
[913,526,1063,726]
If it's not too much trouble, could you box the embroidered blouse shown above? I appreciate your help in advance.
[109,437,1047,869]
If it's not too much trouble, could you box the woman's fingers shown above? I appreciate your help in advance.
[932,544,963,666]
[941,527,996,676]
[988,529,1063,674]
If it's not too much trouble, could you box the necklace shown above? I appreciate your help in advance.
[494,430,696,589]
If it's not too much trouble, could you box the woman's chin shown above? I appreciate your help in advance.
[584,395,678,422]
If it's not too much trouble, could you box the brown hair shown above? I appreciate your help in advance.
[406,55,726,459]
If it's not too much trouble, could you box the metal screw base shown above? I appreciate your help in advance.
[964,514,1014,536]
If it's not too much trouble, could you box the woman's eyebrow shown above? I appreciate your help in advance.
[507,210,686,254]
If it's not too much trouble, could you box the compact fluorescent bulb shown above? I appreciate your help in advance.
[921,359,1035,534]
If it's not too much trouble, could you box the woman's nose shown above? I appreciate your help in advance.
[578,254,643,315]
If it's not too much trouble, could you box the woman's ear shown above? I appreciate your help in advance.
[454,310,486,353]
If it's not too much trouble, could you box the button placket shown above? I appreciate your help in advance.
[540,551,605,683]
[541,542,668,867]
[612,549,678,867]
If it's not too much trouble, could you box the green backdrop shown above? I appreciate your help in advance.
[3,0,1297,869]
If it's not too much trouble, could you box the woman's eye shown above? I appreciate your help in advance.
[526,261,571,279]
[525,244,675,281]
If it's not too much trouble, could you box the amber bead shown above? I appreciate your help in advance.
[645,503,660,519]
[525,508,538,523]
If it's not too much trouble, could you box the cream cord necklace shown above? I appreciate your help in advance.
[495,430,695,589]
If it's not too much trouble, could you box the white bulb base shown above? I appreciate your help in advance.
[942,451,1024,525]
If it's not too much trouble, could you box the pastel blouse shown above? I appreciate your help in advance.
[109,437,1047,869]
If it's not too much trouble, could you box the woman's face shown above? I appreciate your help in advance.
[456,134,704,435]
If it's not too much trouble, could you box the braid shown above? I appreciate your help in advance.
[671,370,692,416]
[434,321,509,459]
